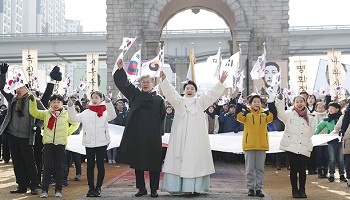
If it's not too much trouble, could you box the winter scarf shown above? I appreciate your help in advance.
[206,110,215,119]
[88,105,106,117]
[47,107,62,130]
[15,93,29,117]
[324,111,342,122]
[140,91,155,109]
[293,107,309,125]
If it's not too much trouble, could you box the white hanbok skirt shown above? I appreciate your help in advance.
[161,173,210,193]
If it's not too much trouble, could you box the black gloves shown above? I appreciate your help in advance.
[0,63,9,74]
[263,110,270,116]
[29,94,35,101]
[242,109,250,116]
[50,66,62,81]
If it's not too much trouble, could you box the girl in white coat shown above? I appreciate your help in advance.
[276,95,316,198]
[67,91,116,197]
[159,71,228,196]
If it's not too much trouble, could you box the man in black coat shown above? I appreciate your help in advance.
[114,59,166,198]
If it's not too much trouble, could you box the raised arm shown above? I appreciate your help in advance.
[158,76,182,110]
[67,101,83,123]
[0,71,14,103]
[41,83,54,108]
[275,98,288,123]
[105,99,117,121]
[113,59,137,100]
[235,96,247,123]
[29,96,46,120]
[198,71,227,110]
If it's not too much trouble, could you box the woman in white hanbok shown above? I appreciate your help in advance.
[159,71,228,195]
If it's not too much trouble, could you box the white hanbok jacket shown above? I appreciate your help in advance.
[159,78,225,178]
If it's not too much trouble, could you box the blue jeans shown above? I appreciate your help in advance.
[328,140,345,176]
[64,150,82,181]
[107,147,117,161]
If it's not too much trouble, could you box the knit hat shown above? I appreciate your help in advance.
[50,66,62,81]
[328,102,341,110]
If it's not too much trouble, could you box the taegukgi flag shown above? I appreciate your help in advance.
[250,45,266,80]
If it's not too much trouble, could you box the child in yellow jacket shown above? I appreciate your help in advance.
[235,94,276,197]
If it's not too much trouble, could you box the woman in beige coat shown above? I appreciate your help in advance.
[159,71,227,196]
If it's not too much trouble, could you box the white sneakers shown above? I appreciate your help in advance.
[40,191,48,198]
[40,190,62,198]
[55,191,62,197]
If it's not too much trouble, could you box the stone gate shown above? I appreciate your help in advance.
[106,0,289,96]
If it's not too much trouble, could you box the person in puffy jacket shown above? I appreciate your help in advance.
[276,95,316,198]
[29,94,80,198]
[67,91,116,198]
[235,94,276,198]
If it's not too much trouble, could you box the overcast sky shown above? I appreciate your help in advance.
[65,0,350,32]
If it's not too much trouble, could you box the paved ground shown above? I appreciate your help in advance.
[97,162,266,200]
[1,160,350,199]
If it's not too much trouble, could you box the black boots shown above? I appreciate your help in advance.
[292,189,299,198]
[322,168,328,178]
[317,168,328,178]
[299,188,307,198]
[292,188,307,198]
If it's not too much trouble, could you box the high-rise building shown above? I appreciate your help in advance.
[0,0,66,34]
[66,19,83,32]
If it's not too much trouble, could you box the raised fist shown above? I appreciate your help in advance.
[50,66,62,81]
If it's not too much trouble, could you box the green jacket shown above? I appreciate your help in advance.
[315,119,337,135]
[29,100,80,145]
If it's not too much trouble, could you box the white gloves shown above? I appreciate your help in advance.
[67,100,74,107]
[238,96,244,104]
[267,94,276,103]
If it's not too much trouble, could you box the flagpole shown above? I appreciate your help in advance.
[219,42,222,79]
[161,42,164,67]
[233,44,241,94]
[191,42,195,82]
[138,43,142,86]
[263,42,267,98]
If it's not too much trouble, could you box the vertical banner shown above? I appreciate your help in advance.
[86,53,99,94]
[294,60,308,93]
[22,50,38,89]
[51,64,65,94]
[327,51,343,95]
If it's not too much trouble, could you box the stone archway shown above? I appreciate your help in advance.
[143,0,251,60]
[107,0,289,96]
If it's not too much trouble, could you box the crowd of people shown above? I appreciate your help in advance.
[1,59,350,199]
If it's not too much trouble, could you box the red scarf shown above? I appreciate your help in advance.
[47,107,62,130]
[88,105,106,117]
[293,107,309,125]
